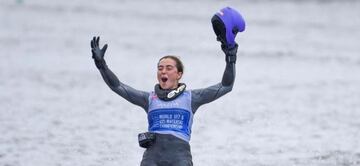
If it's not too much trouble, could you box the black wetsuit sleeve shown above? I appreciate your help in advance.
[191,62,235,113]
[98,65,149,111]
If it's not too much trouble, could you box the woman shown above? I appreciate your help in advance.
[91,7,244,166]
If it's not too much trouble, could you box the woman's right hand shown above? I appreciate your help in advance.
[91,36,108,69]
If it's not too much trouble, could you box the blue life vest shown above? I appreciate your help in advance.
[147,91,193,142]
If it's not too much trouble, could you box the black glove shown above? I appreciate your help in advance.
[221,43,238,64]
[91,36,108,69]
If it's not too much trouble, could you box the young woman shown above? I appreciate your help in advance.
[91,7,244,166]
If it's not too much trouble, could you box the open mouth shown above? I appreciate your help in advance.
[161,77,168,83]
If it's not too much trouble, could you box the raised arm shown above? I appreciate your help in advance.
[91,36,149,111]
[191,44,238,113]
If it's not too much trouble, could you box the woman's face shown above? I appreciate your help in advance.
[157,58,182,89]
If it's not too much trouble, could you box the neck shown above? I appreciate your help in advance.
[161,83,179,90]
[154,83,186,101]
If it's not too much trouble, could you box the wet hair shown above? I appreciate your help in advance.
[158,55,184,73]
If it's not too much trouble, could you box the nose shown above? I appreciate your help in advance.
[160,68,166,74]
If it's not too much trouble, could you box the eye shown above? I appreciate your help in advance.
[166,66,173,70]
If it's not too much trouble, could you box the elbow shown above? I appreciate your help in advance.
[105,78,120,90]
[109,85,118,92]
[221,79,234,87]
[227,84,234,93]
[109,84,123,94]
[222,83,234,94]
[221,76,235,90]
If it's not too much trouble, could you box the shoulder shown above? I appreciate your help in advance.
[183,90,191,97]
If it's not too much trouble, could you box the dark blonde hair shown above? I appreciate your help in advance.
[158,55,184,73]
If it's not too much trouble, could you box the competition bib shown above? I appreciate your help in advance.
[148,108,191,137]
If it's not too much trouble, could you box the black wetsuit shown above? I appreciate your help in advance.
[96,60,235,166]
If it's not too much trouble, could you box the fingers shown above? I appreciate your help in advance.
[91,37,95,48]
[91,36,97,48]
[100,44,108,58]
[93,36,97,46]
[101,44,108,53]
[91,36,108,53]
[96,36,100,46]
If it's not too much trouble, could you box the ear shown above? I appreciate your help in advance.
[177,72,183,80]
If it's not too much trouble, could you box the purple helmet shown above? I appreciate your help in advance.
[211,7,245,48]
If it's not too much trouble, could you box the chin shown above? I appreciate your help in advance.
[159,81,177,90]
[161,83,174,90]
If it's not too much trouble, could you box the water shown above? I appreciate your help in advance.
[1,0,360,165]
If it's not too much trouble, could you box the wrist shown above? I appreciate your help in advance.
[222,43,238,63]
[225,54,236,64]
[94,59,107,69]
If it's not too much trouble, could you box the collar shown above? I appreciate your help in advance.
[154,83,186,101]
